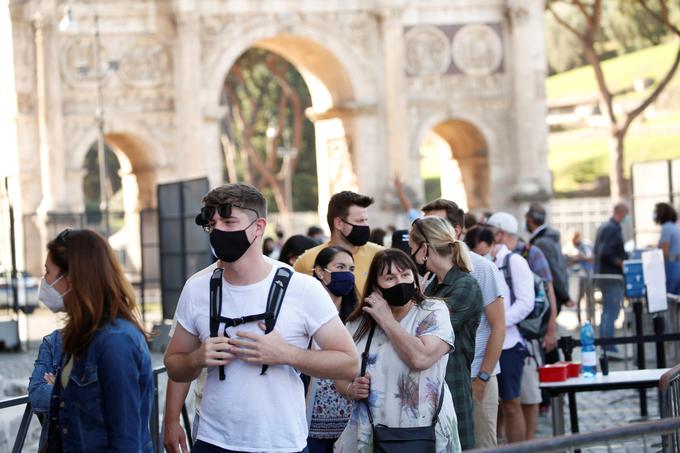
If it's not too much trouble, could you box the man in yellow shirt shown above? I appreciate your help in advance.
[295,191,383,294]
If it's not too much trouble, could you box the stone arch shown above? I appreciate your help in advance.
[205,18,376,218]
[415,112,493,210]
[71,126,158,211]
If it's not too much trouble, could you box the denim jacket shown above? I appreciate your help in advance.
[28,329,63,449]
[46,318,153,452]
[29,330,63,412]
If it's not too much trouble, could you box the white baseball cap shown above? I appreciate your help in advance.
[486,212,519,235]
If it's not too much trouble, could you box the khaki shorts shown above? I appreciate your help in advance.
[520,355,542,405]
[473,375,499,449]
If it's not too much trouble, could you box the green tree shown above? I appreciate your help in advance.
[221,49,318,212]
[546,0,680,198]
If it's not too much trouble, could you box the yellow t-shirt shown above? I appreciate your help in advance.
[293,241,384,296]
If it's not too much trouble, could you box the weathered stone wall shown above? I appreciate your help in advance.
[6,0,550,274]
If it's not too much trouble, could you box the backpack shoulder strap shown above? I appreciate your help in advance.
[260,266,294,375]
[209,267,225,380]
[501,253,516,305]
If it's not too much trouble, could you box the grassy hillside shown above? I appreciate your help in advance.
[547,41,679,102]
[549,120,680,193]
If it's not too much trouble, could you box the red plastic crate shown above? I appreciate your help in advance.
[538,363,568,382]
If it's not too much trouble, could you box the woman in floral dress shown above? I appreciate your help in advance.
[307,246,359,452]
[334,249,460,453]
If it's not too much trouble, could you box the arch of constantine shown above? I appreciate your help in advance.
[3,0,551,274]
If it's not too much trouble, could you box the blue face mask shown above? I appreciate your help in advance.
[324,270,355,297]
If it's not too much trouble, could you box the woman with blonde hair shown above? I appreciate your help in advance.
[410,216,483,450]
[41,228,153,452]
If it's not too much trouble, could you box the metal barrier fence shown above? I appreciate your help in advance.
[0,366,190,453]
[472,416,680,453]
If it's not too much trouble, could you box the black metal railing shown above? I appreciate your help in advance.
[0,366,191,453]
[472,416,680,453]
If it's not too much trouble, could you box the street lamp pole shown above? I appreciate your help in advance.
[92,1,109,237]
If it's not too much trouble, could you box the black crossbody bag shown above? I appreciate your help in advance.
[360,324,445,453]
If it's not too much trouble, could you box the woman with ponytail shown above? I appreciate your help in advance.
[410,216,484,450]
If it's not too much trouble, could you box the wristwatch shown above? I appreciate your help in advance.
[477,371,490,382]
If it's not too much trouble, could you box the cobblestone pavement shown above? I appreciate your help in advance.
[0,307,675,452]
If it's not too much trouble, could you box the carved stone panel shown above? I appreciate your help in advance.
[451,24,503,76]
[404,25,451,76]
[118,36,172,88]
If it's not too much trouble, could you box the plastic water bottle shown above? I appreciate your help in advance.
[581,321,597,377]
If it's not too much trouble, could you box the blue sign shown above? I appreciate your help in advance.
[623,259,646,298]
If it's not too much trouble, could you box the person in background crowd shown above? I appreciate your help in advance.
[524,204,572,312]
[28,329,62,450]
[417,201,505,450]
[410,216,482,450]
[512,236,555,439]
[307,226,327,244]
[464,213,479,231]
[279,234,319,267]
[485,213,535,444]
[263,237,276,257]
[524,204,571,370]
[564,230,594,273]
[41,228,153,452]
[655,202,680,295]
[463,226,494,257]
[295,191,383,294]
[307,246,358,452]
[334,249,460,453]
[369,227,387,246]
[593,202,629,354]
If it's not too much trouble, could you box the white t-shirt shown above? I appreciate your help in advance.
[175,262,338,452]
[494,244,535,350]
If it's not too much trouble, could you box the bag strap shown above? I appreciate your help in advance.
[501,253,516,305]
[261,266,293,375]
[209,268,225,380]
[362,323,445,427]
[430,380,446,426]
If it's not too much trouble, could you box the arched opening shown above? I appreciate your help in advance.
[212,31,362,233]
[419,119,490,211]
[78,132,157,274]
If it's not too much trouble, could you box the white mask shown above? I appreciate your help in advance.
[38,275,69,313]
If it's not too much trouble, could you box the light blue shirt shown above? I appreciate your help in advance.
[660,221,680,256]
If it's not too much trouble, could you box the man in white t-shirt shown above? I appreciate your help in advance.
[486,212,535,444]
[164,183,358,453]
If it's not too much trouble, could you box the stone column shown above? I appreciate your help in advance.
[377,8,411,209]
[173,3,205,181]
[34,12,68,214]
[508,0,550,201]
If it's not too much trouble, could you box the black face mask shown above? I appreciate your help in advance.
[341,219,370,246]
[410,244,429,277]
[380,282,416,307]
[210,220,257,263]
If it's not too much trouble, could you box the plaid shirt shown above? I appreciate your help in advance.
[515,239,553,282]
[425,266,483,451]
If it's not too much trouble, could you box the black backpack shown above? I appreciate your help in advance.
[209,266,293,379]
[500,252,550,340]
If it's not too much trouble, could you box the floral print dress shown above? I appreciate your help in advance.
[334,299,461,453]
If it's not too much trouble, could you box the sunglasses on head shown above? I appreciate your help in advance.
[194,203,259,227]
[56,228,72,246]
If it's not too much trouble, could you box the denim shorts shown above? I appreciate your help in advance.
[498,342,527,401]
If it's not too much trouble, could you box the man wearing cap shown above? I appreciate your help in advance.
[486,212,535,444]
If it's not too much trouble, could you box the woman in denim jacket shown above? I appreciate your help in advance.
[40,229,153,452]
